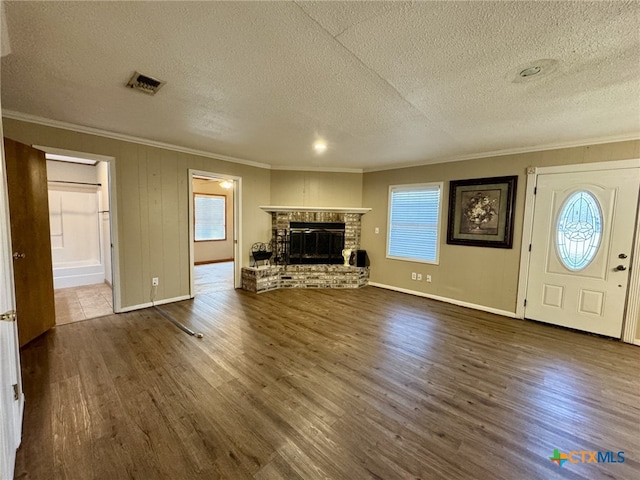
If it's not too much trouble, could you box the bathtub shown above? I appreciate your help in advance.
[53,263,105,289]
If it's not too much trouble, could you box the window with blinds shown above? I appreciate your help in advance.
[387,183,442,264]
[194,194,226,241]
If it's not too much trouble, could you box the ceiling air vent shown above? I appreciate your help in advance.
[126,71,165,95]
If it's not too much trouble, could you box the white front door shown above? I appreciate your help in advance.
[525,168,640,337]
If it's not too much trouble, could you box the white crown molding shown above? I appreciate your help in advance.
[2,110,272,170]
[5,110,638,174]
[363,133,640,172]
[270,164,363,174]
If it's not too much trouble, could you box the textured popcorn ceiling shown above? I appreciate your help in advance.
[1,1,638,171]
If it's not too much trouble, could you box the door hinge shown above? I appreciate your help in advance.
[524,299,527,307]
[12,384,19,401]
[534,187,537,195]
[528,244,532,252]
[1,310,16,322]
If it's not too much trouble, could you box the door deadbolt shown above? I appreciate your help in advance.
[618,253,628,259]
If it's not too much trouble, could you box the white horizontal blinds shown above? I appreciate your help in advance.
[194,194,225,241]
[388,184,441,263]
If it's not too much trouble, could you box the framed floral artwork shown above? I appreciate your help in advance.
[446,175,517,248]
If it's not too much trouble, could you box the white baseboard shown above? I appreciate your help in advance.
[633,339,640,347]
[118,295,192,313]
[368,282,518,319]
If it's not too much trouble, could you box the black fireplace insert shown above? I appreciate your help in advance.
[289,222,345,264]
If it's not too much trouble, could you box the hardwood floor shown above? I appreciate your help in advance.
[14,286,640,479]
[194,261,235,295]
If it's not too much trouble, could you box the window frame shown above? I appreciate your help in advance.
[193,193,227,242]
[386,182,443,265]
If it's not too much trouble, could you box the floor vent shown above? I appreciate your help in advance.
[126,71,165,95]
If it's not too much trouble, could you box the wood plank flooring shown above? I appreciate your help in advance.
[194,261,235,295]
[14,286,640,479]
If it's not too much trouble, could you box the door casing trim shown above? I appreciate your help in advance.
[516,159,640,343]
[188,169,242,295]
[32,145,120,312]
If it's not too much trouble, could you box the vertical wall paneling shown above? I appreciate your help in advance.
[270,170,363,207]
[119,142,144,307]
[160,149,181,298]
[177,153,191,296]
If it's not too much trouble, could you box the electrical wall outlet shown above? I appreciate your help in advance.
[426,275,432,283]
[417,273,422,281]
[411,272,417,280]
[152,277,159,287]
[374,227,380,234]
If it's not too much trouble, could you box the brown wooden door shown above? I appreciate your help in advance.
[4,138,55,346]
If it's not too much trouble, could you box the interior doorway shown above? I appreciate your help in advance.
[188,170,242,296]
[33,145,120,322]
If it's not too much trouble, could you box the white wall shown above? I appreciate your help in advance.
[47,161,105,288]
[46,160,97,184]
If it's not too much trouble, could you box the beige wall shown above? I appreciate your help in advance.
[3,118,272,309]
[4,117,640,341]
[270,170,363,207]
[362,140,640,338]
[192,178,234,263]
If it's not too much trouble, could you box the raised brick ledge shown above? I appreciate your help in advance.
[241,265,370,293]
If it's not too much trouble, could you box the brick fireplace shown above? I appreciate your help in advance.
[241,206,371,293]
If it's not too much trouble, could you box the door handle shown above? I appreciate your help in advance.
[12,252,25,260]
[615,265,627,271]
[1,310,16,322]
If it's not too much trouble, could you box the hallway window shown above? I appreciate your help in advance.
[195,194,226,241]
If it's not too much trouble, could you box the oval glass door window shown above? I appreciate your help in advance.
[556,191,602,270]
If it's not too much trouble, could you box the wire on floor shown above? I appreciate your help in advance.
[150,282,203,338]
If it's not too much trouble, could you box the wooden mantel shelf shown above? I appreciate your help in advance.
[260,206,371,214]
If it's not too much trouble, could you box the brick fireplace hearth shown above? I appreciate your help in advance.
[241,206,371,293]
